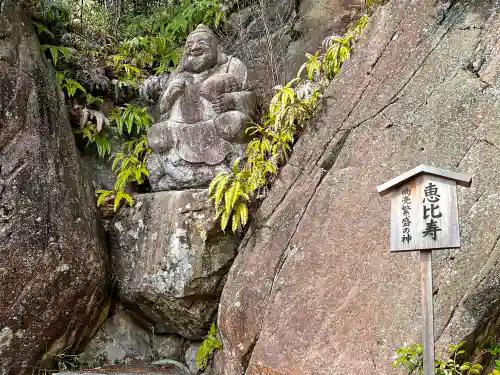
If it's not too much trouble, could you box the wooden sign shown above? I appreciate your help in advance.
[389,175,460,252]
[377,165,472,375]
[377,165,472,252]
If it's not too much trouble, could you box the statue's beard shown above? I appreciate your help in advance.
[181,52,218,73]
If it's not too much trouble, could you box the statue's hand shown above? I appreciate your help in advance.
[166,79,186,98]
[211,93,235,115]
[160,79,186,113]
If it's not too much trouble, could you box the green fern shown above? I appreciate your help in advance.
[74,123,111,158]
[61,76,86,97]
[196,322,222,371]
[109,135,150,195]
[110,104,153,135]
[96,189,133,211]
[84,93,104,106]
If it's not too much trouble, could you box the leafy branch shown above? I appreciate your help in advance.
[209,11,370,232]
[196,322,222,371]
[96,135,151,211]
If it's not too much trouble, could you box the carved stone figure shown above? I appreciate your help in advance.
[146,24,257,191]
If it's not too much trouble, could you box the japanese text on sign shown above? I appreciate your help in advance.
[401,187,412,244]
[422,183,442,241]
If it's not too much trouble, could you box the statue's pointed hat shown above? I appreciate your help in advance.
[190,24,216,38]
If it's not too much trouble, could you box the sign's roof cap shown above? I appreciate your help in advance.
[377,165,472,196]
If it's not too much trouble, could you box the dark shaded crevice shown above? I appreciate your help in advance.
[241,333,259,371]
[317,129,350,171]
[464,190,486,218]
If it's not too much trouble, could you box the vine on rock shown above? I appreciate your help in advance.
[209,10,371,232]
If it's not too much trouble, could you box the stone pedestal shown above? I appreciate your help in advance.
[109,190,240,340]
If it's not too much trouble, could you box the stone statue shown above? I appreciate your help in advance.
[146,24,257,191]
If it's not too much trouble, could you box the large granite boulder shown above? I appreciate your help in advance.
[110,190,239,340]
[216,1,500,374]
[0,2,108,374]
[81,309,186,367]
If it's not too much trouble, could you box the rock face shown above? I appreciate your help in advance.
[221,0,360,93]
[216,1,500,374]
[0,2,108,374]
[110,190,239,340]
[146,25,256,191]
[184,342,201,375]
[55,368,189,375]
[81,310,186,367]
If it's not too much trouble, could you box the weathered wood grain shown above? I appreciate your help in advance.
[377,165,472,196]
[421,250,435,375]
[389,175,460,252]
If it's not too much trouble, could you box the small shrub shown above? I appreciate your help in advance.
[196,322,222,371]
[393,341,500,375]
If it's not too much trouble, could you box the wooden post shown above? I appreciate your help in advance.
[377,165,472,375]
[420,250,435,375]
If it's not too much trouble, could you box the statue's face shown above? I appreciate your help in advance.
[182,32,218,73]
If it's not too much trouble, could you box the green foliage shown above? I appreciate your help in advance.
[33,0,226,214]
[111,136,151,190]
[61,75,86,97]
[393,343,424,374]
[74,123,111,158]
[196,322,222,371]
[209,8,369,232]
[96,189,134,211]
[110,104,153,135]
[393,341,500,375]
[40,44,74,66]
[84,93,104,106]
[96,135,150,210]
[115,0,225,74]
[490,360,500,375]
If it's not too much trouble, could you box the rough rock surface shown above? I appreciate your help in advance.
[81,310,186,367]
[184,342,201,375]
[110,190,240,340]
[221,0,360,93]
[216,1,500,374]
[55,368,189,375]
[0,2,108,374]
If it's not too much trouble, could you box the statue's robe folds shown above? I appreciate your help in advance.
[147,55,256,191]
